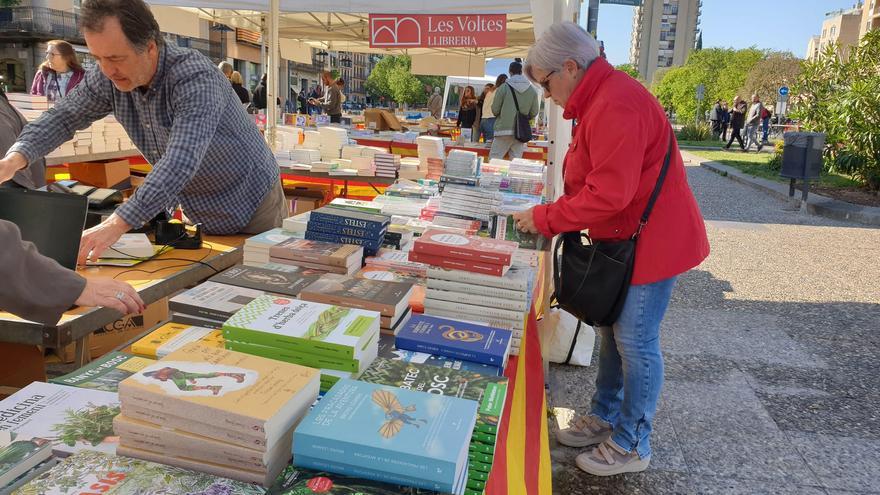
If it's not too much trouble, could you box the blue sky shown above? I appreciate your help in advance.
[487,0,861,75]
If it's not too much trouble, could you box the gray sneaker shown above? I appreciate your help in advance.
[556,415,612,448]
[575,438,650,476]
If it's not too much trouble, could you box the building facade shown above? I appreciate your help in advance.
[861,0,879,38]
[806,35,821,61]
[629,0,701,85]
[808,5,863,60]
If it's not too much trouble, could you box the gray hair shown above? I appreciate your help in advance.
[218,61,233,75]
[524,21,600,84]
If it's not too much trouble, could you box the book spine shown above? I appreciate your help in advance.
[413,240,511,266]
[426,266,527,291]
[168,301,231,322]
[119,402,268,451]
[268,257,353,274]
[305,231,382,254]
[309,210,387,232]
[298,291,394,318]
[209,275,300,298]
[409,252,506,277]
[421,307,523,333]
[427,278,527,302]
[293,434,455,489]
[292,454,448,493]
[170,312,223,329]
[221,325,357,360]
[423,297,525,323]
[269,247,351,268]
[425,288,528,313]
[115,445,272,487]
[225,339,361,373]
[308,219,386,241]
[394,335,500,367]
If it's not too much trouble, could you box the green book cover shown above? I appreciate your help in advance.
[225,339,371,374]
[49,352,155,393]
[266,464,442,494]
[223,295,379,360]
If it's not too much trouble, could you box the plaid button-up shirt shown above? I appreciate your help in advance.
[11,43,278,234]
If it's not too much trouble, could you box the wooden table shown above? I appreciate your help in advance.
[0,235,245,367]
[280,169,398,197]
[45,150,142,166]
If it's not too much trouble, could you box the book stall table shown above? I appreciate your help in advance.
[279,169,397,197]
[0,235,245,369]
[44,150,142,167]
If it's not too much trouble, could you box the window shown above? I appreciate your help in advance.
[822,28,827,38]
[831,26,837,37]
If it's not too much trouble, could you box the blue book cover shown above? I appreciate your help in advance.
[306,231,382,255]
[395,315,512,368]
[293,379,476,492]
[308,219,387,241]
[310,206,390,232]
[378,334,502,377]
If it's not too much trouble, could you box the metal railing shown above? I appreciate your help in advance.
[163,33,222,62]
[0,6,82,40]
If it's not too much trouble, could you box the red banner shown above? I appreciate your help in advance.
[369,14,507,49]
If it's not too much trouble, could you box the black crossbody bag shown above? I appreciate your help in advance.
[507,83,534,143]
[552,131,674,327]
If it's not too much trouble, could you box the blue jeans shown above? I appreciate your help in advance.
[479,117,496,142]
[761,117,770,142]
[590,276,677,459]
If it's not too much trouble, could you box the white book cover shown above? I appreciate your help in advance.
[169,281,264,320]
[101,233,153,259]
[427,265,533,291]
[0,382,119,456]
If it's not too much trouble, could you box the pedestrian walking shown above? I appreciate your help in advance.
[724,97,747,150]
[427,87,443,119]
[709,100,722,139]
[744,94,763,151]
[720,102,730,141]
[761,104,772,144]
[489,62,538,160]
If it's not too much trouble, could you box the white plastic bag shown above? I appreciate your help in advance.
[539,308,595,366]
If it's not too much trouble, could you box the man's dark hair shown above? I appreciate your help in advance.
[79,0,163,52]
[509,61,523,75]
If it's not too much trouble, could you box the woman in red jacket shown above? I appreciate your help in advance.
[31,40,85,102]
[513,22,709,476]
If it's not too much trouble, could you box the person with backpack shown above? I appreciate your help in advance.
[490,61,539,159]
[761,104,772,144]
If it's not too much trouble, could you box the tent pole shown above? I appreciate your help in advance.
[266,0,279,150]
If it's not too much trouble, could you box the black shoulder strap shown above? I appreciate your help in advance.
[507,82,524,115]
[634,130,675,238]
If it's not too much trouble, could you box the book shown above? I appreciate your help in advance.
[269,238,363,269]
[381,307,413,335]
[0,457,57,494]
[298,274,413,319]
[117,343,320,451]
[222,295,380,361]
[305,230,383,254]
[169,281,264,322]
[492,214,547,250]
[268,256,357,275]
[413,230,517,266]
[396,315,512,368]
[130,322,224,359]
[377,334,502,377]
[420,306,524,333]
[309,206,390,231]
[0,431,53,488]
[308,219,387,241]
[113,414,292,470]
[9,450,266,494]
[0,382,119,456]
[422,298,525,325]
[355,266,426,314]
[294,379,476,493]
[266,464,442,494]
[409,251,509,277]
[210,264,323,297]
[292,454,468,494]
[101,233,154,259]
[225,335,377,375]
[425,287,529,313]
[170,311,224,330]
[427,265,533,291]
[366,248,428,276]
[426,277,528,302]
[49,352,155,392]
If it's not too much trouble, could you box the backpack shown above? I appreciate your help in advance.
[761,107,771,120]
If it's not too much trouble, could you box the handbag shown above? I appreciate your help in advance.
[507,83,534,143]
[551,132,674,327]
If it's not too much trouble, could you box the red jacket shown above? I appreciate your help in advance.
[30,68,85,99]
[533,58,709,285]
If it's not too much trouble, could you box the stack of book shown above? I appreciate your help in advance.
[5,93,49,111]
[385,179,439,199]
[399,157,425,180]
[131,322,224,359]
[409,229,518,277]
[374,153,401,178]
[426,157,445,180]
[437,183,502,226]
[377,333,502,376]
[243,228,301,266]
[373,194,429,218]
[222,295,381,393]
[396,314,512,369]
[392,131,420,142]
[268,237,363,275]
[425,264,534,353]
[352,155,375,176]
[210,264,324,297]
[416,135,445,171]
[383,224,414,250]
[169,281,265,329]
[290,148,321,166]
[298,273,414,335]
[329,197,384,214]
[281,211,310,233]
[318,126,348,160]
[355,264,426,313]
[115,343,319,486]
[49,351,156,392]
[431,216,482,235]
[293,379,476,494]
[444,149,481,179]
[366,248,429,277]
[302,130,321,149]
[305,205,390,257]
[360,357,509,493]
[309,161,338,173]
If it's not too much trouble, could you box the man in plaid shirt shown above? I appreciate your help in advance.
[0,0,285,264]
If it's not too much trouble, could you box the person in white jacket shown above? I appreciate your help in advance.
[744,94,764,152]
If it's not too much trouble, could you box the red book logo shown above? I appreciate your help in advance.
[371,16,421,47]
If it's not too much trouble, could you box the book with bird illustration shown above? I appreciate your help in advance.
[293,379,476,493]
[223,295,380,360]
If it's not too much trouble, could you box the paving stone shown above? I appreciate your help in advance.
[757,393,880,440]
[789,432,880,493]
[663,382,780,436]
[552,468,693,495]
[686,475,828,495]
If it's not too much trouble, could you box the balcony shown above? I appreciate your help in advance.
[163,33,222,63]
[0,6,82,41]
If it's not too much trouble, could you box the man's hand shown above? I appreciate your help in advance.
[75,277,145,314]
[77,213,132,265]
[512,207,540,235]
[0,152,27,183]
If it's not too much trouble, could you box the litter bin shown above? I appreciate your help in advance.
[780,132,825,201]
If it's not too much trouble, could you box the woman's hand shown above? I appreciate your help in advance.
[512,207,539,235]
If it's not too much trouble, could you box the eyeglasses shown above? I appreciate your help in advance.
[538,70,557,93]
[45,52,60,58]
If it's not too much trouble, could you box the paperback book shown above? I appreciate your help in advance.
[305,231,383,255]
[298,274,413,319]
[49,352,155,392]
[355,266,426,314]
[409,251,509,277]
[130,322,224,359]
[225,335,377,375]
[169,281,264,322]
[309,206,390,232]
[307,220,387,242]
[395,315,512,368]
[413,230,517,266]
[0,431,52,489]
[266,464,442,494]
[210,264,323,297]
[269,238,363,269]
[426,265,533,292]
[377,334,502,377]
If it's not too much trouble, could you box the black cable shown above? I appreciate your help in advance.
[112,240,220,280]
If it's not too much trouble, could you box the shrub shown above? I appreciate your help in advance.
[767,141,784,171]
[676,123,713,141]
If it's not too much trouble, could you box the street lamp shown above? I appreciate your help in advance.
[339,52,352,68]
[314,49,328,66]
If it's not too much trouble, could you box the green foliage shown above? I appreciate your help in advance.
[615,63,640,79]
[0,0,20,6]
[792,30,880,190]
[51,404,119,447]
[364,55,446,106]
[737,52,803,106]
[676,123,712,141]
[767,141,784,171]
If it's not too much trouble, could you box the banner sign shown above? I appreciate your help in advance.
[369,14,507,48]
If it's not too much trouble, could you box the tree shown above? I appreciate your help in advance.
[737,52,803,107]
[615,64,640,79]
[364,55,446,106]
[0,0,20,6]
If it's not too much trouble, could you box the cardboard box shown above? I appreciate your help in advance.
[284,185,330,216]
[0,343,46,392]
[364,109,402,131]
[56,297,169,363]
[68,159,131,188]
